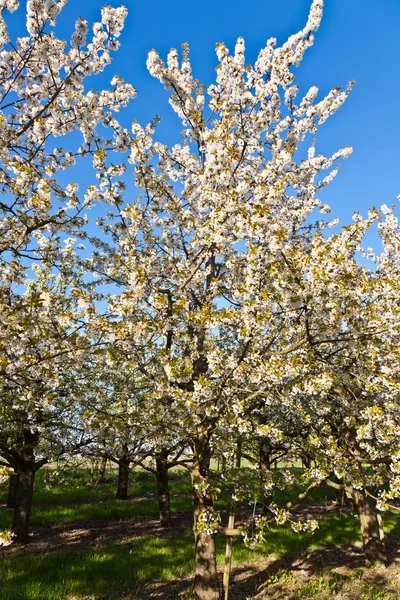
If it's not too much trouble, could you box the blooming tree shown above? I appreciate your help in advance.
[283,208,400,563]
[0,258,99,541]
[83,337,192,523]
[0,0,136,541]
[0,0,398,594]
[89,0,360,596]
[83,359,151,501]
[0,0,135,265]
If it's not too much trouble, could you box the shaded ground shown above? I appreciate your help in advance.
[1,499,346,557]
[1,511,193,556]
[125,535,400,599]
[3,501,400,599]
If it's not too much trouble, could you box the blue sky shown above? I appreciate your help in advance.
[8,0,400,232]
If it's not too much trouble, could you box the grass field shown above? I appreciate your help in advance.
[1,466,400,600]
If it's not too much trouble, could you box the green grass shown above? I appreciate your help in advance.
[0,464,235,531]
[0,537,194,600]
[0,465,192,507]
[0,514,366,600]
[0,509,386,600]
[0,466,195,529]
[262,568,400,600]
[1,467,400,600]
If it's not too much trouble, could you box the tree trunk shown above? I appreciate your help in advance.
[190,432,220,600]
[96,457,107,485]
[221,455,227,473]
[11,428,39,543]
[90,458,96,482]
[116,457,130,499]
[259,441,272,515]
[7,473,19,509]
[156,451,171,527]
[12,464,35,542]
[354,489,386,564]
[334,477,346,507]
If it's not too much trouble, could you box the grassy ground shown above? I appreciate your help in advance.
[1,466,400,600]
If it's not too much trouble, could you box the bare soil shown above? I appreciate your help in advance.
[124,534,400,600]
[1,511,193,556]
[3,503,400,599]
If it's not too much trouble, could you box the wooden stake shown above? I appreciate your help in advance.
[222,439,241,600]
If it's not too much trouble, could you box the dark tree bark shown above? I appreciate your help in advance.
[190,430,220,600]
[221,455,227,473]
[326,477,386,563]
[7,473,19,509]
[172,261,220,599]
[96,457,107,485]
[334,476,346,507]
[156,451,171,527]
[12,468,35,542]
[353,489,386,564]
[259,441,273,515]
[12,431,37,543]
[115,457,130,500]
[4,426,88,541]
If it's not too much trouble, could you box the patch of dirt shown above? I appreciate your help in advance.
[3,501,400,599]
[120,537,400,600]
[1,511,193,556]
[1,500,347,558]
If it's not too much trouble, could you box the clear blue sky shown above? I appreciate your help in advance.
[8,0,400,230]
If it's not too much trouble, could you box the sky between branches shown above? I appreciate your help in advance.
[6,0,400,246]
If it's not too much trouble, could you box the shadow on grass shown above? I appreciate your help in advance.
[226,539,400,600]
[0,511,361,599]
[227,560,400,600]
[0,498,161,530]
[1,517,400,600]
[1,474,400,600]
[0,494,197,531]
[224,513,400,600]
[0,467,192,509]
[0,537,194,600]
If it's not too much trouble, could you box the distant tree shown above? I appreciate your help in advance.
[0,262,95,541]
[85,350,188,524]
[286,211,400,564]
